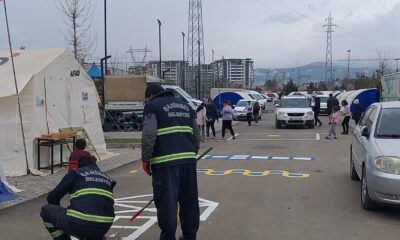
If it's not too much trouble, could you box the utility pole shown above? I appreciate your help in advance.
[197,40,201,99]
[181,32,186,90]
[323,13,336,81]
[104,0,108,76]
[157,19,162,79]
[395,58,400,72]
[347,50,351,80]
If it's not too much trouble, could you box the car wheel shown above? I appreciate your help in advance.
[350,145,360,181]
[361,166,377,210]
[275,119,282,129]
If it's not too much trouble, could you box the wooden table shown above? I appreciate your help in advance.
[36,132,77,174]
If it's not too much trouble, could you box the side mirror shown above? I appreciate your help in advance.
[232,105,236,109]
[361,126,370,138]
[275,104,279,107]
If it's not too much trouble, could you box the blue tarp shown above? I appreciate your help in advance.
[349,89,379,113]
[0,182,16,202]
[87,62,102,79]
[213,92,244,112]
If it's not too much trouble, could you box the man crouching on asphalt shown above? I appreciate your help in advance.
[141,84,201,240]
[40,156,116,240]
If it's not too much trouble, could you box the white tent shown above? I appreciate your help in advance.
[0,49,107,176]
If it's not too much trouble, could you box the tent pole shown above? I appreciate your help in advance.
[3,0,30,174]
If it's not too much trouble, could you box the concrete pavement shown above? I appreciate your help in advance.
[1,113,400,240]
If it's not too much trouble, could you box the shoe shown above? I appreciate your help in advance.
[325,136,330,139]
[340,132,346,135]
[334,137,338,139]
[232,136,236,140]
[212,136,216,139]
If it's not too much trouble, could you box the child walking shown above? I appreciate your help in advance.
[326,106,340,139]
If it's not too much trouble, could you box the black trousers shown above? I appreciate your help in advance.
[222,120,235,138]
[314,111,322,126]
[40,204,109,240]
[342,116,351,133]
[246,113,253,126]
[152,163,200,240]
[206,120,216,137]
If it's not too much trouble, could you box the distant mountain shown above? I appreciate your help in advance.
[254,62,376,86]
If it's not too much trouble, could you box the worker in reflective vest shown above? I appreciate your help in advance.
[142,84,201,240]
[40,156,116,240]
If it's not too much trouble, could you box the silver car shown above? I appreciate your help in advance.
[350,101,400,210]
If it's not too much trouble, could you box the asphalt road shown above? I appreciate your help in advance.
[1,113,400,240]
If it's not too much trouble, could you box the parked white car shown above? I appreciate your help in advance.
[275,96,314,129]
[350,101,400,210]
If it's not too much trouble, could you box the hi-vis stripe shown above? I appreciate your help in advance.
[67,209,114,223]
[157,126,193,136]
[151,152,197,164]
[70,188,113,200]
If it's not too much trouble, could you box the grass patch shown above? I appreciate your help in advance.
[105,138,141,144]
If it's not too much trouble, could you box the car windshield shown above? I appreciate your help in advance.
[376,108,400,138]
[320,97,328,103]
[236,101,253,107]
[280,98,309,108]
[174,87,193,99]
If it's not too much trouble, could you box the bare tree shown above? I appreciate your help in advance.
[376,50,392,75]
[57,0,97,64]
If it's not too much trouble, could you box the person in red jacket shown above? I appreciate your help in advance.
[68,139,96,172]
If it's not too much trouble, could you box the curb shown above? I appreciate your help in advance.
[0,153,141,211]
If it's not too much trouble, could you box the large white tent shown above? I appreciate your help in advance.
[0,49,107,176]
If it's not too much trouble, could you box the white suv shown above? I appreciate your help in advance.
[275,96,314,129]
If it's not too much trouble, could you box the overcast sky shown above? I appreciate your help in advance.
[1,0,400,68]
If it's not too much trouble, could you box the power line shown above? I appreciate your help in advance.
[274,0,309,18]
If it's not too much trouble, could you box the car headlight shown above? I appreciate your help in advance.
[304,111,314,117]
[374,157,400,174]
[278,112,288,117]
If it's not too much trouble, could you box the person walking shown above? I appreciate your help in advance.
[312,95,322,127]
[206,99,218,139]
[341,100,351,135]
[141,84,201,240]
[326,106,340,139]
[196,103,208,142]
[221,100,236,140]
[246,101,253,126]
[352,99,362,125]
[253,102,261,125]
[40,156,116,240]
[327,93,339,120]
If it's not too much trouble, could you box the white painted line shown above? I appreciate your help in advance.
[267,135,280,137]
[271,157,290,160]
[211,155,229,159]
[124,217,158,240]
[199,198,219,221]
[238,139,317,141]
[293,157,313,161]
[229,155,250,160]
[226,133,239,141]
[316,133,320,141]
[239,132,321,135]
[251,156,271,159]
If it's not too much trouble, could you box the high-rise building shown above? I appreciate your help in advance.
[212,58,254,89]
[147,61,188,86]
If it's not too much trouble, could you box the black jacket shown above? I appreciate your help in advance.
[142,91,199,168]
[352,104,362,121]
[206,104,218,120]
[327,96,339,111]
[313,97,321,112]
[47,163,116,227]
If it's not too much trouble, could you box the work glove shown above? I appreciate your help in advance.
[142,161,151,176]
